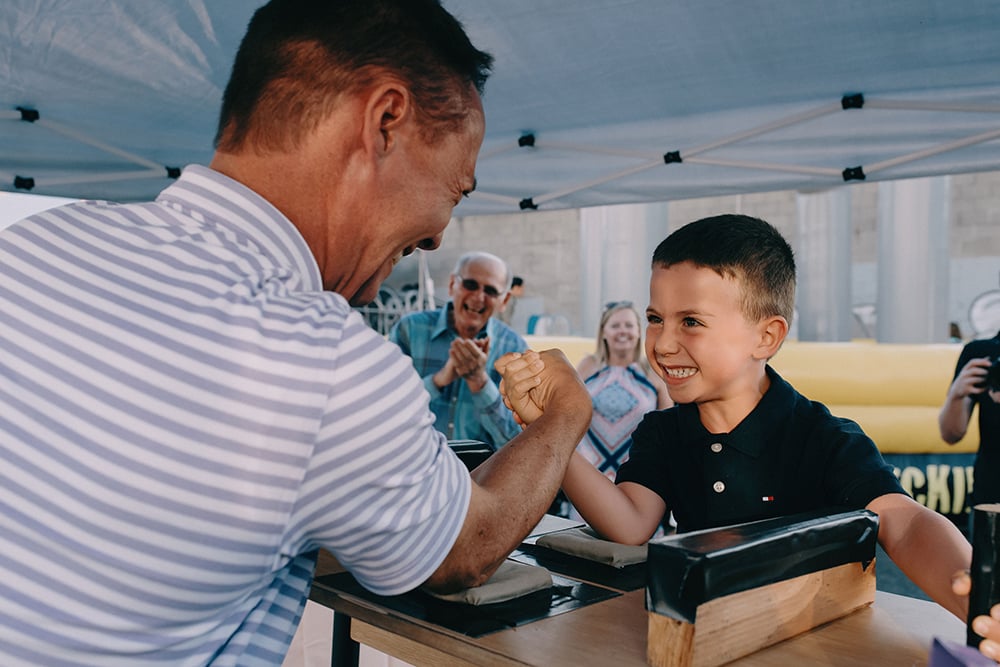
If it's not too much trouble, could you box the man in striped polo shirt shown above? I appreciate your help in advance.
[0,1,592,665]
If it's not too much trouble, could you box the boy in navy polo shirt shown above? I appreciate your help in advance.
[559,214,973,620]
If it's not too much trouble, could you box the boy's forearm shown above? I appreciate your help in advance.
[877,498,971,619]
[562,454,655,544]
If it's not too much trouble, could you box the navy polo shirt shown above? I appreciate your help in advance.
[616,366,905,534]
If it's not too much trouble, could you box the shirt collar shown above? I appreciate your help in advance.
[677,365,796,457]
[155,164,323,292]
[432,304,453,339]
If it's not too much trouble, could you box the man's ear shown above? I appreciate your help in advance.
[755,315,789,360]
[362,82,412,157]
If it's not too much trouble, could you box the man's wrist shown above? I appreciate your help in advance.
[433,369,451,389]
[463,370,489,393]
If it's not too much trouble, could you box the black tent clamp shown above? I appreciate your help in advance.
[842,166,866,181]
[17,106,40,122]
[841,93,865,110]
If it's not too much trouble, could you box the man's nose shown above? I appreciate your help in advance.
[417,234,443,252]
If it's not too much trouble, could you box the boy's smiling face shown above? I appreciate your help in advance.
[644,261,785,429]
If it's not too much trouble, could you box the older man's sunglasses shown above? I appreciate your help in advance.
[459,276,503,298]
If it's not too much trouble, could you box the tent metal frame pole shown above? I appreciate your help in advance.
[35,119,163,170]
[534,159,662,205]
[532,141,657,160]
[685,156,843,177]
[467,191,522,206]
[684,102,842,158]
[865,99,1000,113]
[866,127,1000,175]
[34,169,168,187]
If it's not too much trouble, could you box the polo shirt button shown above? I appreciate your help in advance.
[712,481,725,493]
[710,442,723,453]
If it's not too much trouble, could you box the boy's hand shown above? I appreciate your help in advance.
[952,570,1000,662]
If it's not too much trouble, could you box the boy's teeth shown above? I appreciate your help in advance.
[665,367,696,378]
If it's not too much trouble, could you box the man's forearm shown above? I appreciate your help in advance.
[427,397,590,591]
[462,369,488,393]
[939,393,972,443]
[473,380,521,446]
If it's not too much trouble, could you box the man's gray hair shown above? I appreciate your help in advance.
[452,252,512,290]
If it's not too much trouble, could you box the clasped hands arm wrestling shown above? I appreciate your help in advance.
[422,349,591,592]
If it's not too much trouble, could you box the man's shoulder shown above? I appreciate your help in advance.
[964,335,1000,354]
[955,335,1000,372]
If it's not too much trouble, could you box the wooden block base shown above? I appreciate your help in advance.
[647,559,876,667]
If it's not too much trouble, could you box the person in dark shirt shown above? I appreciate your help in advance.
[559,214,973,623]
[939,329,1000,507]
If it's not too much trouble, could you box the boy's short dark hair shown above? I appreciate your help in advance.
[216,0,494,152]
[652,214,796,325]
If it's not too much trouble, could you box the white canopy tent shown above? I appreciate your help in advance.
[2,0,1000,214]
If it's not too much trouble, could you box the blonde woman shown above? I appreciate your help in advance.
[575,301,672,482]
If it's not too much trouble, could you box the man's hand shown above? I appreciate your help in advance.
[432,355,460,389]
[451,338,489,392]
[940,356,993,443]
[952,570,1000,661]
[951,357,992,401]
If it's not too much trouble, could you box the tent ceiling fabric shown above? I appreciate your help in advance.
[2,0,1000,215]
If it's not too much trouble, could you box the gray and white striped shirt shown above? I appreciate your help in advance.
[0,164,470,666]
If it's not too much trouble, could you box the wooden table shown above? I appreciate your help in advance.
[311,553,964,667]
